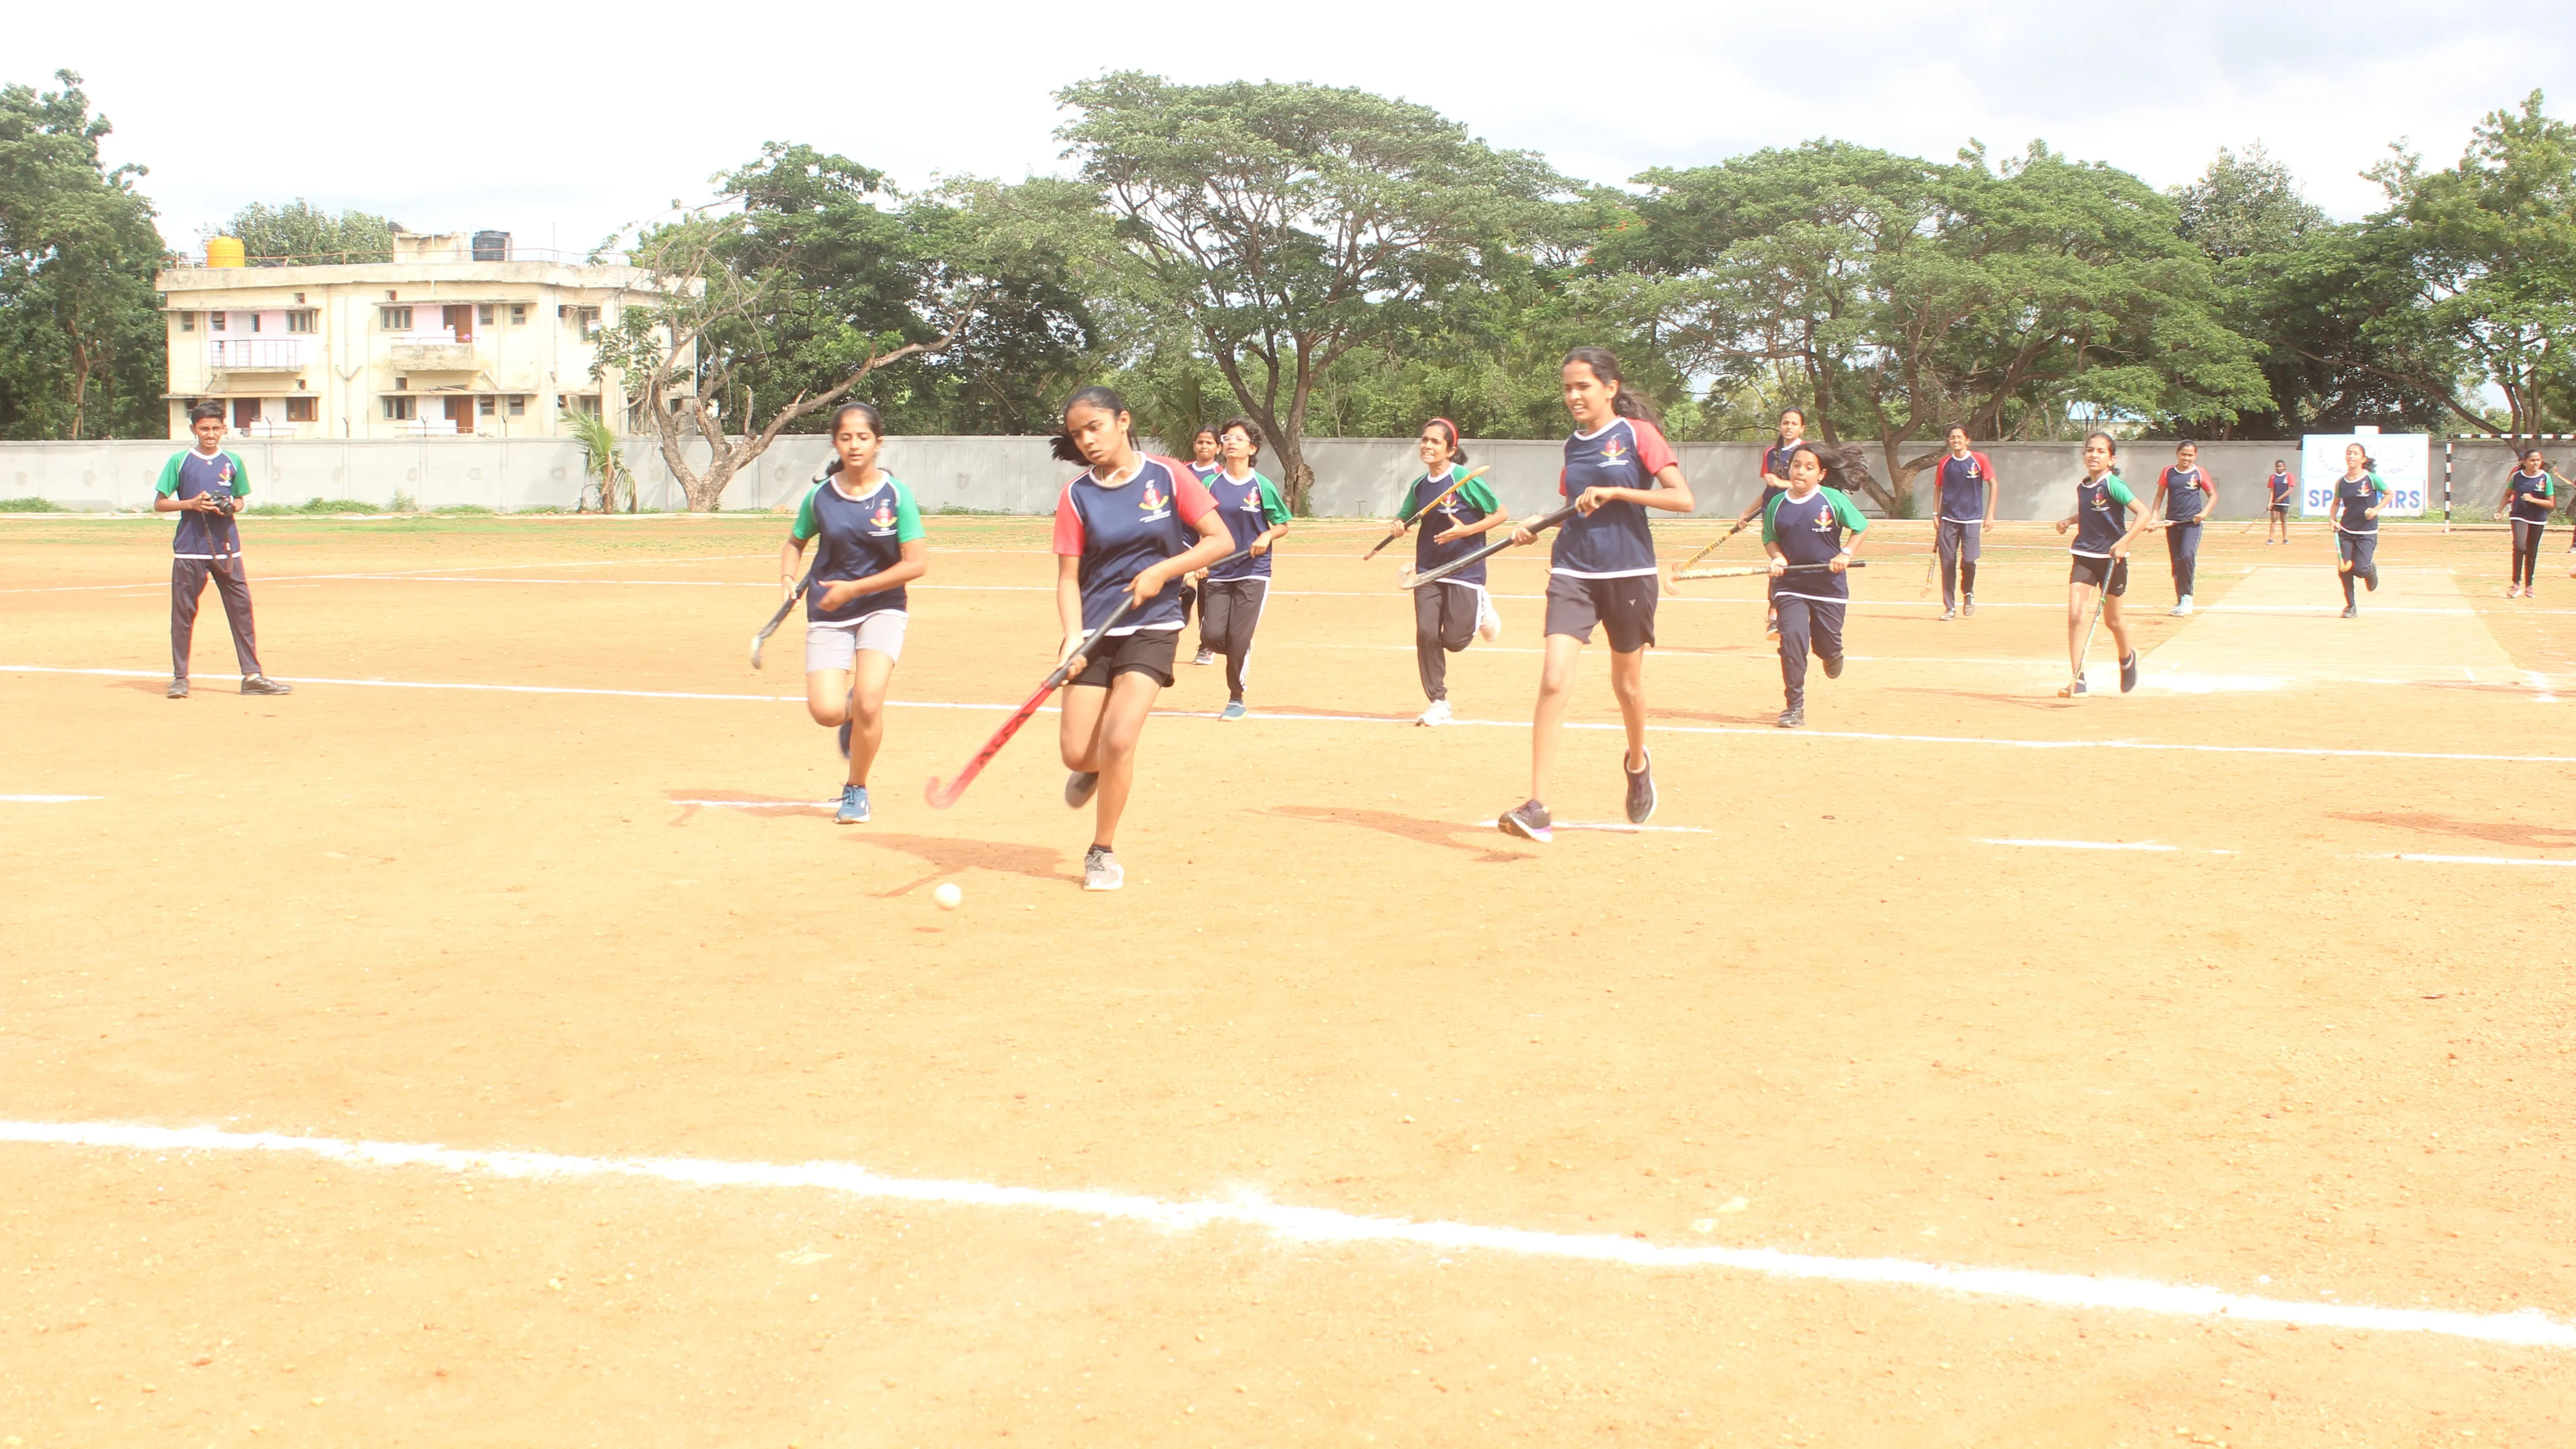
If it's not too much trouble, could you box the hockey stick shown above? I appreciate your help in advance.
[1667,518,1749,588]
[1398,502,1579,590]
[1672,560,1870,582]
[750,571,813,669]
[1363,465,1492,560]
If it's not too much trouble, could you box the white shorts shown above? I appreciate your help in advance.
[805,611,908,672]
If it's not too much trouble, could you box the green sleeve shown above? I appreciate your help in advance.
[1258,476,1291,526]
[1826,487,1869,534]
[224,452,248,498]
[789,483,821,543]
[154,453,184,496]
[1457,478,1502,515]
[1759,492,1785,544]
[2104,478,2137,507]
[2370,473,2390,497]
[892,480,926,543]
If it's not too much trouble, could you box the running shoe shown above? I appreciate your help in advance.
[1962,595,1976,617]
[2058,677,2089,699]
[1219,700,1247,722]
[239,675,293,696]
[2364,570,2379,592]
[2340,604,2358,619]
[1082,845,1124,892]
[1498,800,1552,843]
[1192,647,1215,667]
[2507,584,2522,599]
[837,720,852,760]
[166,677,189,699]
[835,784,870,824]
[1475,592,1502,643]
[1940,605,1957,621]
[1622,751,1656,825]
[1822,653,1844,680]
[1764,610,1780,643]
[1064,771,1100,808]
[1416,698,1452,727]
[1776,704,1805,727]
[2172,595,2193,617]
[2120,651,2140,694]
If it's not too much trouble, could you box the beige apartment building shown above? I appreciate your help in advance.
[155,230,684,441]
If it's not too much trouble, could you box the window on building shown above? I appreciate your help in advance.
[286,310,318,333]
[507,395,526,416]
[383,396,416,421]
[233,398,262,429]
[381,306,412,330]
[247,313,262,332]
[285,397,318,423]
[178,312,195,332]
[569,306,602,338]
[509,304,527,324]
[209,312,227,332]
[569,394,601,416]
[478,304,494,325]
[479,396,496,416]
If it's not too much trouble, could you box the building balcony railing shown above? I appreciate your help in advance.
[206,338,310,370]
[389,334,477,369]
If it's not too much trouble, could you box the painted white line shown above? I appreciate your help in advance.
[1455,819,1713,834]
[3,1120,2565,1349]
[0,554,771,594]
[1982,838,2179,852]
[0,794,99,803]
[2381,853,2576,869]
[671,798,838,811]
[12,665,2574,764]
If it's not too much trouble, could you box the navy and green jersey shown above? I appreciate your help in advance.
[2070,474,2138,557]
[2508,470,2555,523]
[1937,451,1995,522]
[1553,416,1680,579]
[1409,467,1505,584]
[155,448,248,558]
[2267,471,2293,506]
[1205,469,1291,581]
[2160,465,2210,522]
[2333,473,2389,535]
[1762,486,1869,603]
[1050,457,1218,634]
[791,473,925,622]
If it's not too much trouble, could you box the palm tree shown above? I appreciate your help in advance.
[563,407,635,512]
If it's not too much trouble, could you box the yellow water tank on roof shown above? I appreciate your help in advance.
[206,236,245,268]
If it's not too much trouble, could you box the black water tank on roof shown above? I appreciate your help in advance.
[472,231,511,262]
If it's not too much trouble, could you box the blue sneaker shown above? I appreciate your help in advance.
[835,784,870,823]
[1219,700,1247,721]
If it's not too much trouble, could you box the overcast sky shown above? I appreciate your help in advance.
[24,0,2571,257]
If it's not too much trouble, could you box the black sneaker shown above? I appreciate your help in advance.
[837,720,853,760]
[1498,800,1552,843]
[2364,570,2379,592]
[1064,771,1100,808]
[2340,603,2358,619]
[1822,653,1844,680]
[1776,704,1805,728]
[1962,595,1976,617]
[1622,751,1656,825]
[166,677,189,699]
[2119,650,2140,694]
[2059,677,2089,698]
[239,675,293,696]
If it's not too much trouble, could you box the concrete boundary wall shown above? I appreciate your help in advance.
[0,436,2546,520]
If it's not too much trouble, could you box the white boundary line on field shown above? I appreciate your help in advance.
[3,1119,2567,1349]
[0,794,98,803]
[2372,853,2576,869]
[11,664,2576,764]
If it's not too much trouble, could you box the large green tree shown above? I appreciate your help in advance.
[0,70,166,439]
[1056,73,1573,510]
[213,199,399,265]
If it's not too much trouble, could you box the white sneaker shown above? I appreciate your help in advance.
[2171,595,2193,617]
[1082,845,1124,892]
[1475,592,1501,643]
[1416,698,1452,727]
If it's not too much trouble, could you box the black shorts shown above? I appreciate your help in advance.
[2268,503,2289,516]
[1543,572,1658,651]
[2069,555,2129,596]
[1068,628,1178,689]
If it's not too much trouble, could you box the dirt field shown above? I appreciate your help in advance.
[3,509,2573,1447]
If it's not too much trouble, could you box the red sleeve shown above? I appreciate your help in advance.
[1630,419,1680,477]
[1165,460,1217,525]
[1974,451,1995,483]
[1050,482,1084,556]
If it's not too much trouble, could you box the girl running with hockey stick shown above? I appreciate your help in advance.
[779,403,929,824]
[1736,406,1809,641]
[1765,443,1867,727]
[1050,386,1236,891]
[2052,432,2152,698]
[1398,417,1510,725]
[1197,417,1293,720]
[2500,447,2555,599]
[1496,347,1695,843]
[2327,442,2387,618]
[2152,440,2216,617]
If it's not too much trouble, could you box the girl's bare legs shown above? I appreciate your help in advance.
[1527,633,1583,802]
[2064,583,2094,679]
[1608,645,1647,772]
[1059,673,1160,849]
[844,648,896,786]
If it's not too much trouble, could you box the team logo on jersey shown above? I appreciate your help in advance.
[1809,507,1837,534]
[216,460,234,484]
[1239,489,1263,511]
[1599,439,1628,465]
[1139,481,1165,513]
[870,498,896,532]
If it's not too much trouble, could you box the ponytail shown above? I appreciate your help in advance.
[1563,346,1660,425]
[1052,385,1130,465]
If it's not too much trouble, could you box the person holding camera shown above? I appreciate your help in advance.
[156,401,291,698]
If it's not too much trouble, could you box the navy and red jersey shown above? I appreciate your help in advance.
[2160,465,2211,522]
[1937,451,1994,522]
[1553,416,1680,579]
[154,449,247,559]
[1757,439,1803,513]
[2333,473,2388,535]
[1763,486,1869,604]
[1204,470,1292,581]
[2508,469,2556,523]
[2070,474,2138,557]
[2267,471,2294,507]
[791,473,925,622]
[1410,468,1507,584]
[1051,457,1216,634]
